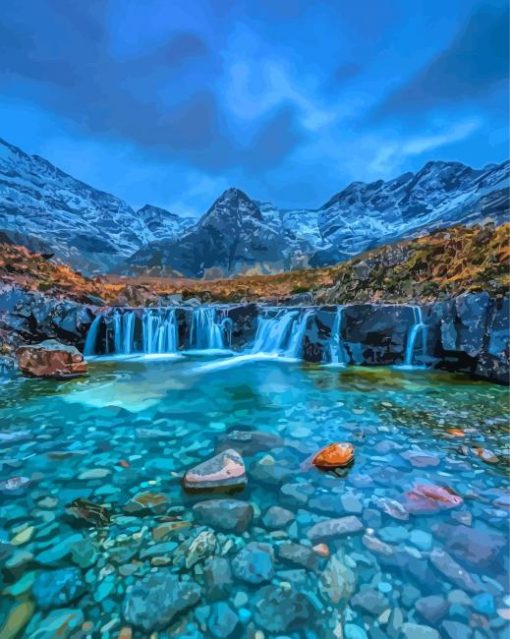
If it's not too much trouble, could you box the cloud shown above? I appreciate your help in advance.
[369,118,483,174]
[374,2,509,119]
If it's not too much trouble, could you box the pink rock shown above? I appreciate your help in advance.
[16,340,87,379]
[183,449,247,492]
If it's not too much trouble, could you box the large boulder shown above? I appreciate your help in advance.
[183,449,247,492]
[16,340,87,379]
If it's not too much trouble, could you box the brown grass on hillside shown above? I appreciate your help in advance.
[1,222,508,306]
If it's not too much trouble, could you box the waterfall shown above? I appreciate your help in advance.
[403,306,427,367]
[190,307,226,350]
[143,309,178,354]
[329,306,347,365]
[250,309,298,354]
[284,309,313,357]
[83,315,102,356]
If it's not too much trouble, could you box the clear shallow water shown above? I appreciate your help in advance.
[0,356,509,638]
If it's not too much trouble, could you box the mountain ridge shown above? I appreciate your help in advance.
[0,136,508,277]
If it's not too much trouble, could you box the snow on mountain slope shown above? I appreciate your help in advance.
[0,139,192,273]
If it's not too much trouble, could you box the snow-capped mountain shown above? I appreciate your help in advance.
[0,138,193,273]
[0,135,508,277]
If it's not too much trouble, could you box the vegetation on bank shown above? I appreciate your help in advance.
[0,223,508,305]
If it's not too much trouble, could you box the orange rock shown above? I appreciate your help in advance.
[447,428,465,437]
[473,447,499,464]
[16,340,87,379]
[312,443,354,469]
[313,543,330,557]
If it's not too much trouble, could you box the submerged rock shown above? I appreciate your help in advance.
[307,516,364,542]
[16,339,87,379]
[404,484,463,514]
[123,491,169,515]
[65,498,111,527]
[312,442,355,469]
[252,584,313,633]
[262,505,295,529]
[28,608,84,639]
[123,570,201,631]
[33,567,86,609]
[174,528,217,569]
[192,499,253,533]
[183,449,247,492]
[232,542,274,584]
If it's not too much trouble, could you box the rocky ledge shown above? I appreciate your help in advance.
[16,340,87,379]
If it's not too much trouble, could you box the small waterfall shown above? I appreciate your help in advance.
[329,306,347,365]
[403,306,427,367]
[251,309,299,354]
[190,307,226,350]
[83,315,102,356]
[284,309,313,358]
[143,309,178,354]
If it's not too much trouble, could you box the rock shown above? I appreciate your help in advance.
[312,442,355,468]
[204,557,233,600]
[33,567,86,609]
[441,620,473,639]
[401,450,440,468]
[472,592,495,615]
[400,623,439,639]
[373,497,409,521]
[344,624,368,639]
[207,602,239,638]
[319,551,356,604]
[193,499,253,534]
[432,523,507,572]
[252,584,313,633]
[11,526,35,545]
[16,340,87,378]
[123,570,201,631]
[351,588,389,616]
[277,542,321,571]
[429,548,481,593]
[77,468,111,480]
[0,601,34,639]
[405,484,463,513]
[307,515,364,542]
[174,528,217,569]
[215,429,283,455]
[250,455,293,485]
[262,506,295,529]
[0,476,30,493]
[183,449,247,492]
[36,533,84,566]
[473,447,499,464]
[409,529,432,551]
[65,498,111,527]
[415,595,449,624]
[28,608,84,639]
[70,538,98,568]
[231,542,274,584]
[123,491,169,515]
[379,525,409,544]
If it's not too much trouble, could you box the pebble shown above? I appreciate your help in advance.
[33,567,86,609]
[351,588,389,616]
[252,584,312,633]
[0,600,34,639]
[11,525,35,545]
[262,506,295,529]
[28,608,84,639]
[193,499,253,534]
[36,534,84,566]
[78,468,111,479]
[400,623,439,639]
[231,542,274,584]
[410,529,433,550]
[307,515,364,542]
[207,601,239,638]
[344,623,368,639]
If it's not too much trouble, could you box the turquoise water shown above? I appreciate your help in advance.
[0,355,509,638]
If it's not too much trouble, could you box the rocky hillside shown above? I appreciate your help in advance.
[1,223,507,307]
[0,138,193,273]
[1,136,507,277]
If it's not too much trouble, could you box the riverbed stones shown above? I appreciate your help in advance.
[16,340,87,378]
[415,595,449,625]
[204,557,233,600]
[207,601,239,638]
[174,528,217,569]
[351,588,389,615]
[192,499,253,533]
[123,491,169,515]
[307,515,364,542]
[216,429,283,455]
[28,608,84,639]
[232,542,274,584]
[277,542,321,571]
[183,449,247,492]
[400,623,439,639]
[430,548,481,592]
[33,567,86,609]
[312,442,355,469]
[262,505,295,529]
[122,570,201,631]
[0,601,34,639]
[319,551,356,604]
[252,584,313,633]
[432,523,506,571]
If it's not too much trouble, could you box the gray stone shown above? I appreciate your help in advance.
[277,542,320,571]
[193,499,253,534]
[262,506,295,529]
[174,528,217,569]
[307,515,364,542]
[319,551,356,604]
[32,568,86,610]
[400,623,440,639]
[379,525,409,544]
[231,542,274,584]
[415,595,449,625]
[204,557,233,600]
[430,548,481,593]
[252,584,313,633]
[207,602,239,638]
[351,588,389,616]
[123,569,201,631]
[441,620,473,639]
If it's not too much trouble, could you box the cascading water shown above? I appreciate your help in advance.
[250,309,299,354]
[83,314,102,356]
[284,309,313,358]
[190,307,226,350]
[142,309,178,354]
[328,306,347,365]
[402,305,427,367]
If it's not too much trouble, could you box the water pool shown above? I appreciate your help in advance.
[1,355,509,638]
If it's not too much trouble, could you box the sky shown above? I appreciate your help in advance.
[0,0,508,217]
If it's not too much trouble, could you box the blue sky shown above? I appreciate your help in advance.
[0,0,508,216]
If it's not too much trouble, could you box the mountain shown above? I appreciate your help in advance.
[127,188,291,277]
[0,135,508,277]
[0,139,193,273]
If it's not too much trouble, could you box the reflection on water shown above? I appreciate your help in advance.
[0,356,508,638]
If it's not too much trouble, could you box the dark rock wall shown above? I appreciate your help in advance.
[1,286,508,384]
